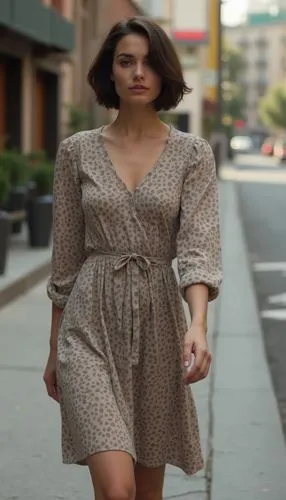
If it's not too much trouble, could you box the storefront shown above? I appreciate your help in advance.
[0,0,74,157]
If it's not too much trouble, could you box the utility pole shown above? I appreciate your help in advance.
[215,0,223,133]
[206,0,225,175]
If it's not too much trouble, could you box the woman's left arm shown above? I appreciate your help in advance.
[176,137,223,384]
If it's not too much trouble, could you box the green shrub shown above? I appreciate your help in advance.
[25,150,47,166]
[0,150,29,186]
[31,162,54,196]
[0,168,11,206]
[66,105,89,134]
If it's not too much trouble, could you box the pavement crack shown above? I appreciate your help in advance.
[165,491,206,499]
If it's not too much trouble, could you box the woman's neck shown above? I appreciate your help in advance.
[111,105,166,139]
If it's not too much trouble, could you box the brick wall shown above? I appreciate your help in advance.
[107,0,141,30]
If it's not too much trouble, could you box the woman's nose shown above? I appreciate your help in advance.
[134,63,144,79]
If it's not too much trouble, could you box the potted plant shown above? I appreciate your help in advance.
[26,161,54,248]
[66,104,89,135]
[25,150,48,209]
[0,150,29,233]
[0,168,11,275]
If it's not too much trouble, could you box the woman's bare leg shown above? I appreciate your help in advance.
[134,463,165,500]
[86,451,135,500]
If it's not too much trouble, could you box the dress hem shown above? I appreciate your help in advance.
[63,448,204,476]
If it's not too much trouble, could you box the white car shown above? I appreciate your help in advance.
[230,135,254,154]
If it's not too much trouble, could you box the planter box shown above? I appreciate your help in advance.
[27,195,53,248]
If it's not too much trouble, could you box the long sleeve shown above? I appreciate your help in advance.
[176,137,223,302]
[47,136,86,309]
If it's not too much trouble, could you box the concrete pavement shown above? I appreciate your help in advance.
[1,179,286,499]
[211,181,286,499]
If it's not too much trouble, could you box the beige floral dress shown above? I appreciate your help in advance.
[47,126,222,475]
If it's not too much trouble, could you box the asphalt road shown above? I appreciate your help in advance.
[222,153,286,438]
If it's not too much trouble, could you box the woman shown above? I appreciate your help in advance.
[43,16,222,500]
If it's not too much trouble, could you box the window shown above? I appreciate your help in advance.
[255,36,268,48]
[239,38,249,48]
[256,58,267,69]
[257,84,267,97]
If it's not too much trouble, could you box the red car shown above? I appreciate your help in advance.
[261,137,275,156]
[273,138,286,162]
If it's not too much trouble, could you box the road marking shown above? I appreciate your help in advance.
[220,166,286,184]
[253,262,286,272]
[261,309,286,320]
[268,293,286,305]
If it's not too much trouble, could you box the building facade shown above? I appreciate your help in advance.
[136,0,209,136]
[65,0,143,132]
[248,0,286,13]
[0,0,145,156]
[0,0,75,157]
[225,10,286,130]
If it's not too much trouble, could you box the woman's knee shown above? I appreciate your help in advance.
[86,450,135,500]
[101,482,135,500]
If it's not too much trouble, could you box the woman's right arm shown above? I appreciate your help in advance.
[49,303,64,352]
[44,136,85,401]
[47,137,86,313]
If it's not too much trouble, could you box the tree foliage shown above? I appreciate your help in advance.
[259,84,286,132]
[222,42,246,123]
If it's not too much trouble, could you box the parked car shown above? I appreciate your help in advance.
[273,138,286,162]
[261,137,275,156]
[230,135,254,154]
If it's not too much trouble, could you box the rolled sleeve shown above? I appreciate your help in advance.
[176,137,223,302]
[47,136,86,309]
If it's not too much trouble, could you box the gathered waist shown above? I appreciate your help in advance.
[87,250,172,271]
[85,250,174,366]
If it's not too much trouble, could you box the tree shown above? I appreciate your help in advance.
[259,84,286,133]
[203,41,246,141]
[221,42,246,125]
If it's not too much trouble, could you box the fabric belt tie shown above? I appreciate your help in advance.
[94,251,171,365]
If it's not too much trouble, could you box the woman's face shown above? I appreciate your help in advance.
[112,33,162,108]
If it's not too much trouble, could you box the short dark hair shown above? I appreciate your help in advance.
[87,17,192,111]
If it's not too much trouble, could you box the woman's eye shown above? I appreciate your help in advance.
[120,59,132,67]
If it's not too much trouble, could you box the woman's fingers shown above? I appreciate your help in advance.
[43,373,60,403]
[183,337,194,368]
[184,348,212,384]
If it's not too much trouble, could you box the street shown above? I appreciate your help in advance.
[221,153,286,439]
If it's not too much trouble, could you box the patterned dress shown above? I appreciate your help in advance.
[47,126,222,474]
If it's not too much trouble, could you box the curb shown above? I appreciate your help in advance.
[211,178,286,500]
[0,260,51,310]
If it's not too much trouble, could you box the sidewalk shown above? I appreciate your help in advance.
[0,225,50,309]
[1,180,286,499]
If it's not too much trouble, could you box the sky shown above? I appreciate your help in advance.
[222,0,249,26]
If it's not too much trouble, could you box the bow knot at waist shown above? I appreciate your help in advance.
[90,251,172,365]
[91,251,171,271]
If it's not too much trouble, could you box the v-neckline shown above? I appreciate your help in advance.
[99,125,173,196]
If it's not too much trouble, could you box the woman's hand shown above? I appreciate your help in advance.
[43,349,60,403]
[183,324,212,385]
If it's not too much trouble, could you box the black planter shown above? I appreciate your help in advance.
[27,195,53,248]
[0,211,10,275]
[25,181,37,208]
[6,185,28,234]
